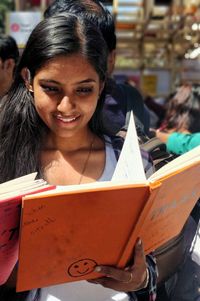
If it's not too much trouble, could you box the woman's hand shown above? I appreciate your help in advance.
[155,129,171,143]
[88,239,148,292]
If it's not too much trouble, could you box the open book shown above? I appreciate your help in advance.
[16,114,200,292]
[0,174,55,285]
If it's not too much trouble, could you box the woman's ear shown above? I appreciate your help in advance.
[3,58,15,72]
[21,68,33,92]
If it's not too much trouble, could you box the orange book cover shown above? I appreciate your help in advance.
[17,145,200,292]
[17,183,151,291]
[118,161,200,267]
[0,174,55,285]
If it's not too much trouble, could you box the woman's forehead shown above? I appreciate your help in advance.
[34,54,100,84]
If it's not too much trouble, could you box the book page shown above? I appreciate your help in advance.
[112,112,146,182]
[0,172,37,194]
[149,145,200,182]
[0,180,49,201]
[23,180,147,199]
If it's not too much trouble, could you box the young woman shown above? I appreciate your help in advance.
[0,14,157,301]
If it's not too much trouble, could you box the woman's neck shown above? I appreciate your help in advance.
[43,129,96,153]
[40,130,105,186]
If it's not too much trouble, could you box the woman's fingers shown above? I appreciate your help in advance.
[94,266,132,283]
[132,238,146,269]
[89,239,148,292]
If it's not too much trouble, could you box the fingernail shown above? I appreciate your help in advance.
[94,266,101,272]
[137,238,142,245]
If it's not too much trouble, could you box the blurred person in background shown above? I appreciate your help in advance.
[144,95,166,129]
[0,35,19,99]
[159,84,200,133]
[156,84,200,154]
[156,131,200,155]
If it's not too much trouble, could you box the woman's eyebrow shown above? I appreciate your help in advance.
[39,79,60,84]
[76,79,96,84]
[38,78,96,85]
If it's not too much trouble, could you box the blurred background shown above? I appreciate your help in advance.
[1,0,200,100]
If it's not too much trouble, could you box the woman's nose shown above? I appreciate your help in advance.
[57,96,75,112]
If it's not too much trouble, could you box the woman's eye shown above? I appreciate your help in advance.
[41,85,59,93]
[76,87,93,95]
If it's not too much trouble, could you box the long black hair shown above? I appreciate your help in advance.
[0,14,108,183]
[44,0,116,52]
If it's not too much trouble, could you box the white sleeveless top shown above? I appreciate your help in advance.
[97,136,117,181]
[35,137,129,301]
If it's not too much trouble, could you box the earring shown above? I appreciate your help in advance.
[29,85,33,93]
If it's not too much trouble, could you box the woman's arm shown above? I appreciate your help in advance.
[128,254,157,301]
[155,130,200,155]
[166,132,200,154]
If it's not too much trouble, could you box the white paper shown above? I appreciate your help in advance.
[0,172,37,194]
[112,112,146,182]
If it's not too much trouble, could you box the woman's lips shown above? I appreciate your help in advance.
[55,114,81,123]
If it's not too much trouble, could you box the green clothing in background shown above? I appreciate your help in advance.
[167,132,200,155]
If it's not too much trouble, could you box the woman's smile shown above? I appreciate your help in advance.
[54,113,81,125]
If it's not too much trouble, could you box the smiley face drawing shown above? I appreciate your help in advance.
[68,259,97,277]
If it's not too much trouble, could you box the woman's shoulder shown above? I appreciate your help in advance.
[104,134,124,161]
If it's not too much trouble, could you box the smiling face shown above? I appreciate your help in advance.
[31,54,104,142]
[68,259,97,277]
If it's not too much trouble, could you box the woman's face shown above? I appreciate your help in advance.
[32,54,104,139]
